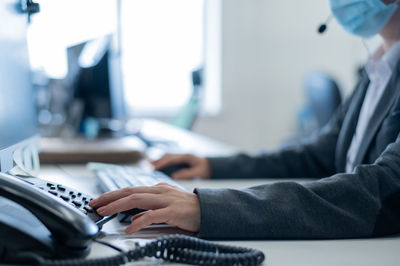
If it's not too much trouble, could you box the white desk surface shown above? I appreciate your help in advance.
[39,164,400,266]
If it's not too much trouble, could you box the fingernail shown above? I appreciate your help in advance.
[125,228,136,234]
[97,207,106,214]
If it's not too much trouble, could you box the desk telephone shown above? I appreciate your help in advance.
[0,172,265,265]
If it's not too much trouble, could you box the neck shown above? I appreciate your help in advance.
[381,35,400,52]
[380,6,400,52]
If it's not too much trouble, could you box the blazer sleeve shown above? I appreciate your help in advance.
[195,132,400,239]
[208,96,349,179]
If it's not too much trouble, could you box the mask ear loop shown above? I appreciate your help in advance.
[362,39,372,57]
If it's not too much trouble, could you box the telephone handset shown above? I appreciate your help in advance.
[0,172,99,263]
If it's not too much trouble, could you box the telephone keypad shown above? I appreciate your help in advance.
[25,177,116,227]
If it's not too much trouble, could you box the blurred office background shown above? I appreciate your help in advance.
[27,0,372,154]
[194,0,369,153]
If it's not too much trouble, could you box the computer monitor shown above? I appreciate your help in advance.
[0,0,39,173]
[70,36,126,121]
[60,35,126,138]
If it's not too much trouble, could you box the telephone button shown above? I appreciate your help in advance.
[57,185,66,191]
[84,206,93,213]
[60,195,70,201]
[72,200,82,207]
[48,191,58,196]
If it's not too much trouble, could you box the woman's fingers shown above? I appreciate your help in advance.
[125,208,171,234]
[89,186,162,208]
[96,193,167,216]
[153,154,210,179]
[90,183,201,234]
[153,154,191,170]
[130,211,147,222]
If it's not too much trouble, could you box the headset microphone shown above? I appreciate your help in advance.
[318,15,332,34]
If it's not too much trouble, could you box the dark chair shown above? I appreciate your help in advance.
[280,71,342,149]
[303,71,342,129]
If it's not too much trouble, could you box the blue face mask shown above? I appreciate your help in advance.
[329,0,399,38]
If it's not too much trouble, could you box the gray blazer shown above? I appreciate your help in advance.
[195,61,400,239]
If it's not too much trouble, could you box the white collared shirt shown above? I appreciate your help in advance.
[346,41,400,173]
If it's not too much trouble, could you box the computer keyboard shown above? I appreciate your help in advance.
[89,163,186,223]
[25,177,116,228]
[92,164,186,192]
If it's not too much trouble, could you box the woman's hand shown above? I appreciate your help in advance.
[89,183,201,234]
[153,154,211,180]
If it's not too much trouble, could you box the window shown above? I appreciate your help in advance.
[121,0,221,117]
[27,0,221,117]
[27,0,117,79]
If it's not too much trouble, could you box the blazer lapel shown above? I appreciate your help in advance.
[353,61,400,167]
[335,71,369,172]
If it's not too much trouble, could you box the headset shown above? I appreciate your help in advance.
[318,15,332,34]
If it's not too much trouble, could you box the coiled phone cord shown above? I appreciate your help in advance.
[34,234,265,266]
